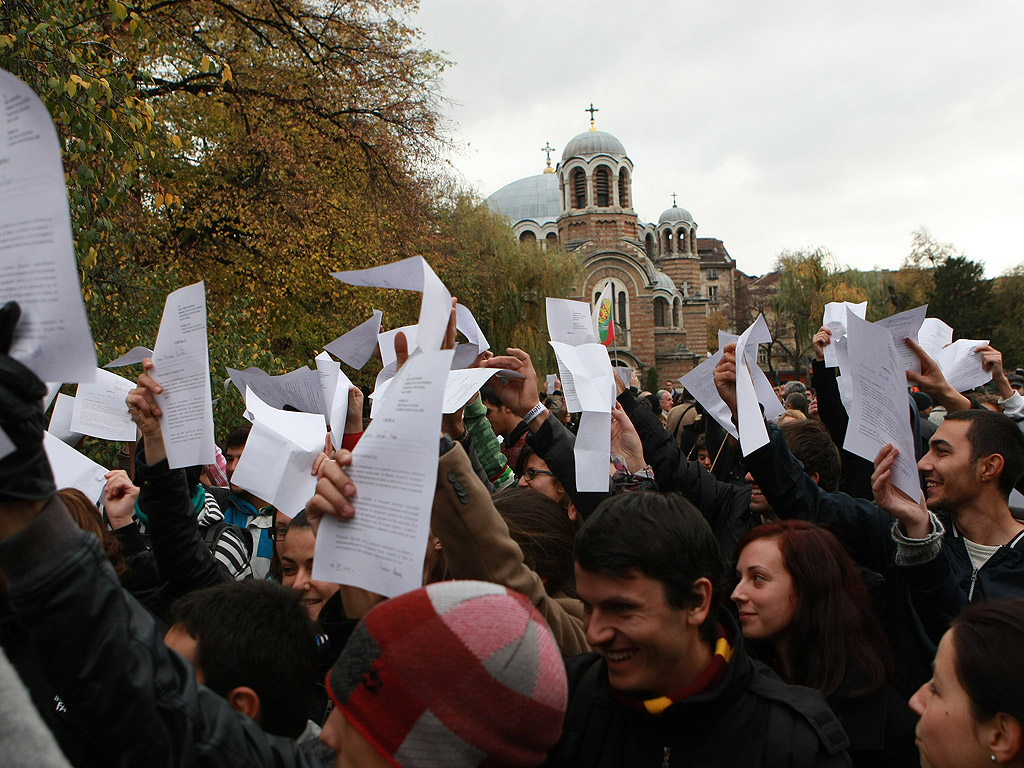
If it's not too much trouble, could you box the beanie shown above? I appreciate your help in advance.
[326,580,568,768]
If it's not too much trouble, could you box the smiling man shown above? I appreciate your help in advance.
[544,492,851,768]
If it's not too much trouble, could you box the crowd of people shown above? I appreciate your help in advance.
[3,296,1024,768]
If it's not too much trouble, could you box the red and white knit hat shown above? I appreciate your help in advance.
[326,580,568,768]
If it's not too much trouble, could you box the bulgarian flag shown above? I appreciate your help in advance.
[593,282,615,347]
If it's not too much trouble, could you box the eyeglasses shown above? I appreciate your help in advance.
[522,468,556,482]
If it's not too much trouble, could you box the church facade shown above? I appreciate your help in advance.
[486,118,738,382]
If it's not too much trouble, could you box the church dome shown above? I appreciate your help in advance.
[561,130,626,161]
[486,173,561,225]
[658,203,694,224]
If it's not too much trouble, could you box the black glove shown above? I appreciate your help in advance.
[0,302,55,501]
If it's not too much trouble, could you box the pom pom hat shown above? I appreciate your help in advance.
[326,580,568,768]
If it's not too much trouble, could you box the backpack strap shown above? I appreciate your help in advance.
[747,668,850,759]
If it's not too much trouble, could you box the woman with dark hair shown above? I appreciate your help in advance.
[911,599,1024,767]
[731,520,918,766]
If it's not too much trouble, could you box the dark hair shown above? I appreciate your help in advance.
[59,488,129,583]
[943,410,1024,497]
[783,392,809,415]
[781,419,842,493]
[694,433,708,453]
[479,381,504,409]
[733,521,893,697]
[951,599,1024,724]
[287,509,311,533]
[169,580,316,738]
[493,487,578,598]
[575,493,722,643]
[223,424,251,451]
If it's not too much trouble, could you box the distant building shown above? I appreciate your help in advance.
[486,115,738,382]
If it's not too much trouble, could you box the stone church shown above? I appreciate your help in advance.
[486,113,737,382]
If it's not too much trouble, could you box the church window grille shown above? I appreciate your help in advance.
[595,166,611,207]
[572,169,586,209]
[618,168,629,207]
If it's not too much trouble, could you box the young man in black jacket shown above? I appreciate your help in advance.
[543,492,851,768]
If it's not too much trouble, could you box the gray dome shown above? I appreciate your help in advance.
[561,130,626,161]
[486,173,561,225]
[658,204,694,224]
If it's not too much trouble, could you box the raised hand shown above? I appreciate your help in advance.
[479,348,540,420]
[812,326,832,362]
[904,338,972,413]
[713,343,739,417]
[103,469,139,529]
[872,444,931,538]
[125,359,166,463]
[306,448,358,535]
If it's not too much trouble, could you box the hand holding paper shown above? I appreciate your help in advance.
[871,444,931,539]
[904,338,973,413]
[126,359,166,463]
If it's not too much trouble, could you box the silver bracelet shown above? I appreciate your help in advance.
[524,403,547,424]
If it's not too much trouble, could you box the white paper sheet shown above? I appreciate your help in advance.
[0,425,14,461]
[455,303,489,355]
[43,430,107,503]
[843,313,920,499]
[720,329,785,424]
[450,343,481,370]
[546,374,557,392]
[822,301,867,368]
[226,365,326,417]
[332,256,452,353]
[0,70,96,382]
[149,282,215,468]
[548,342,615,490]
[874,305,928,374]
[932,339,991,393]
[47,393,83,445]
[316,352,352,450]
[231,389,327,514]
[324,309,383,370]
[71,368,136,441]
[917,318,954,358]
[313,349,453,598]
[679,350,739,440]
[371,366,521,415]
[104,346,154,368]
[734,315,773,455]
[615,369,631,389]
[546,298,597,346]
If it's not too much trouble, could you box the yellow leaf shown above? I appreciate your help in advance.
[200,55,211,73]
[115,3,127,21]
[221,63,233,84]
[155,193,165,208]
[66,80,77,97]
[171,135,182,149]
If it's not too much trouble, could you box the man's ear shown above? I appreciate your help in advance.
[688,577,714,627]
[226,686,262,724]
[984,712,1022,764]
[808,471,820,486]
[978,453,1005,487]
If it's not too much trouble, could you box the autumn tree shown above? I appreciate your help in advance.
[991,265,1024,368]
[771,248,867,378]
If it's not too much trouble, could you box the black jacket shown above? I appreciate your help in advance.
[0,499,315,768]
[619,389,759,560]
[545,610,851,768]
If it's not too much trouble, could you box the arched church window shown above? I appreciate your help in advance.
[617,291,628,336]
[672,298,681,327]
[594,166,611,207]
[519,230,536,243]
[618,168,629,207]
[546,232,558,245]
[654,298,668,328]
[571,168,586,209]
[677,228,687,253]
[645,233,655,257]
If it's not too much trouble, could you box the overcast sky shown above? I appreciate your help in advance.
[412,0,1024,278]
